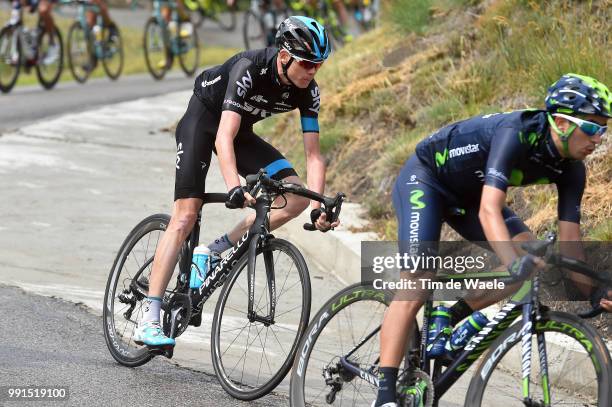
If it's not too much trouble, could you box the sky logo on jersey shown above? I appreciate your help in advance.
[435,143,480,167]
[236,70,253,98]
[250,94,268,104]
[309,86,321,114]
[201,75,221,88]
[175,143,184,169]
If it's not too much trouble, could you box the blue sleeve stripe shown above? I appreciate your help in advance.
[301,117,320,133]
[265,159,293,177]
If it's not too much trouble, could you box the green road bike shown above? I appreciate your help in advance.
[64,0,123,83]
[290,234,612,406]
[143,0,200,80]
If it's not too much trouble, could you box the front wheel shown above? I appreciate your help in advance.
[36,24,63,90]
[211,238,311,400]
[466,310,612,406]
[67,22,93,84]
[143,17,171,80]
[0,25,21,94]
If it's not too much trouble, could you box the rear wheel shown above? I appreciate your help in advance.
[67,22,93,83]
[0,25,21,94]
[177,23,199,77]
[212,238,311,400]
[101,22,124,80]
[242,10,265,50]
[289,283,420,407]
[102,214,188,367]
[466,311,612,406]
[36,24,63,90]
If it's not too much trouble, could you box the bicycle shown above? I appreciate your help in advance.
[290,0,348,48]
[0,11,63,93]
[143,0,200,80]
[242,0,289,50]
[185,0,237,31]
[290,233,612,406]
[103,169,345,400]
[63,0,123,83]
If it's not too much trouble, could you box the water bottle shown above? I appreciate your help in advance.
[426,305,451,358]
[190,245,211,289]
[92,25,103,42]
[168,21,178,36]
[447,311,489,352]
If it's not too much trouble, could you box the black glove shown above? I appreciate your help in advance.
[507,255,538,282]
[310,208,332,232]
[226,186,247,209]
[590,286,611,309]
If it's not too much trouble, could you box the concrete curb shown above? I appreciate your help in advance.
[277,202,375,285]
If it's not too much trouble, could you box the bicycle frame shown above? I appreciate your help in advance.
[180,191,276,321]
[335,273,566,406]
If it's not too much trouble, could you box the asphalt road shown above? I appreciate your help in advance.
[0,284,291,407]
[0,4,247,132]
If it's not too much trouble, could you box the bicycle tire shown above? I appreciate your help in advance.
[177,25,199,77]
[216,5,237,31]
[466,310,612,406]
[103,213,184,367]
[67,21,93,84]
[290,282,420,407]
[211,237,311,400]
[143,17,171,80]
[0,25,21,94]
[242,9,264,50]
[101,22,124,81]
[36,25,63,90]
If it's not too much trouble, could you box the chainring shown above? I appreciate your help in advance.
[162,292,192,339]
[399,369,435,407]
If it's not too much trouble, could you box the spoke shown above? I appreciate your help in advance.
[267,325,289,357]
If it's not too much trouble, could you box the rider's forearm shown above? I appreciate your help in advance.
[558,221,592,298]
[479,206,516,266]
[305,152,325,209]
[215,135,241,191]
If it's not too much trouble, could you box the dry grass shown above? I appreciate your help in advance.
[267,0,611,241]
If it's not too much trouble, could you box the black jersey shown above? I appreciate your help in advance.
[193,47,321,133]
[414,110,585,222]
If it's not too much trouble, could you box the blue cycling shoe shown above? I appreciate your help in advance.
[134,321,176,347]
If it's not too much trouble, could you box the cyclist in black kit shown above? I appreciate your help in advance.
[135,16,338,346]
[373,73,612,407]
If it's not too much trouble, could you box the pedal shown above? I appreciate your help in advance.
[147,344,175,359]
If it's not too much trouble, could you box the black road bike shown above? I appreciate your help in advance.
[103,169,344,400]
[290,234,612,406]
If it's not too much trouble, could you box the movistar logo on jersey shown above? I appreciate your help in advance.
[201,75,221,88]
[236,70,253,98]
[435,144,479,167]
[410,190,425,209]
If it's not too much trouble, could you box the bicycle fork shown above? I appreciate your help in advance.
[520,302,551,407]
[246,195,276,326]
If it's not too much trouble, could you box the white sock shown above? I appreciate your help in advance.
[207,234,233,254]
[141,296,162,324]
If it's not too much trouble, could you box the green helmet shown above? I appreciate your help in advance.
[545,73,611,118]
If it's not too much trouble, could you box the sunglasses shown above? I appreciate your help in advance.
[292,56,323,70]
[553,113,607,137]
